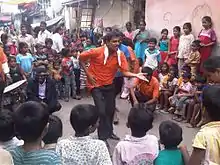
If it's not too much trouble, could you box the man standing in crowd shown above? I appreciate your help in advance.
[52,26,64,53]
[37,21,51,45]
[18,25,35,53]
[79,31,147,144]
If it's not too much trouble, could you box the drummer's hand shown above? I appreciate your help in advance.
[6,73,12,84]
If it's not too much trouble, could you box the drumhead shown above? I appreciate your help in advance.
[4,80,27,94]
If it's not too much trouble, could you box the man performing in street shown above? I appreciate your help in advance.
[79,31,147,144]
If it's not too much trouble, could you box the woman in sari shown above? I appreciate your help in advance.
[133,20,150,65]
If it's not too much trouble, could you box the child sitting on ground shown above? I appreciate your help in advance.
[170,72,193,122]
[0,110,23,150]
[186,75,207,128]
[113,104,159,165]
[159,69,178,113]
[56,104,111,165]
[155,120,188,165]
[43,115,63,151]
[158,62,169,90]
[9,101,61,165]
[188,85,220,165]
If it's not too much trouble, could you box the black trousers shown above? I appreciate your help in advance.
[0,80,5,110]
[91,84,115,140]
[74,69,81,95]
[113,77,124,97]
[130,90,156,112]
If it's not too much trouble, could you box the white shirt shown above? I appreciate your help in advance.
[37,30,51,45]
[51,33,64,52]
[38,81,46,99]
[18,34,35,49]
[56,136,112,165]
[178,34,194,59]
[144,48,160,70]
[0,137,24,150]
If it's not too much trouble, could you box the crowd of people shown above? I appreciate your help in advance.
[0,14,219,165]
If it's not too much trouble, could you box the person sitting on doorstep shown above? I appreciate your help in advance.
[9,101,61,165]
[113,104,159,165]
[155,120,189,165]
[170,72,193,122]
[188,85,220,165]
[159,69,178,113]
[0,110,23,150]
[27,67,61,113]
[130,67,159,112]
[43,115,63,151]
[56,104,112,165]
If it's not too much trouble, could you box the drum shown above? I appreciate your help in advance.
[3,80,27,111]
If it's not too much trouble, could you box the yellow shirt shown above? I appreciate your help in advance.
[193,121,220,165]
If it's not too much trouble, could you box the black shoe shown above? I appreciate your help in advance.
[109,133,120,140]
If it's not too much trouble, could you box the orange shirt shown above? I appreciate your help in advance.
[79,46,128,89]
[0,47,7,80]
[134,77,159,99]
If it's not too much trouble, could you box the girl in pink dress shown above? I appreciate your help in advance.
[166,26,181,65]
[198,16,217,72]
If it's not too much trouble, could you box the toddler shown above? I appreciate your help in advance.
[43,115,63,151]
[113,104,159,165]
[155,120,186,165]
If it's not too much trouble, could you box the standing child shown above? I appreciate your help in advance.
[51,62,63,99]
[198,16,217,73]
[143,37,161,71]
[155,120,187,165]
[166,26,181,65]
[16,42,35,78]
[56,104,111,165]
[159,28,169,64]
[178,23,194,76]
[113,104,159,164]
[71,48,81,99]
[44,38,57,58]
[34,43,48,68]
[8,56,25,83]
[188,85,220,165]
[43,115,63,151]
[185,40,201,80]
[61,48,76,102]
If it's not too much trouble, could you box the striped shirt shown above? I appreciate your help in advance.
[9,146,61,165]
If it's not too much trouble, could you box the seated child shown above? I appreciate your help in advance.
[8,56,25,83]
[113,104,159,165]
[43,115,63,151]
[170,72,193,122]
[159,69,178,113]
[158,63,169,87]
[9,101,61,165]
[56,104,111,165]
[186,75,207,127]
[0,110,23,150]
[188,85,220,165]
[155,120,186,165]
[184,40,201,80]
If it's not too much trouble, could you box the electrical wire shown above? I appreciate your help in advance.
[100,0,115,19]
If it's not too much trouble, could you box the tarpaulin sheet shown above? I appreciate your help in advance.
[0,0,36,5]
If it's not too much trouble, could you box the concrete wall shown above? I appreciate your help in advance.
[146,0,220,55]
[94,0,133,29]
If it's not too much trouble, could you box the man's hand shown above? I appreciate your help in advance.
[136,73,149,82]
[87,74,96,86]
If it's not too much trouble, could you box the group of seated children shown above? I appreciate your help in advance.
[1,85,219,164]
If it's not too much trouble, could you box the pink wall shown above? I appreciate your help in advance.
[146,0,220,54]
